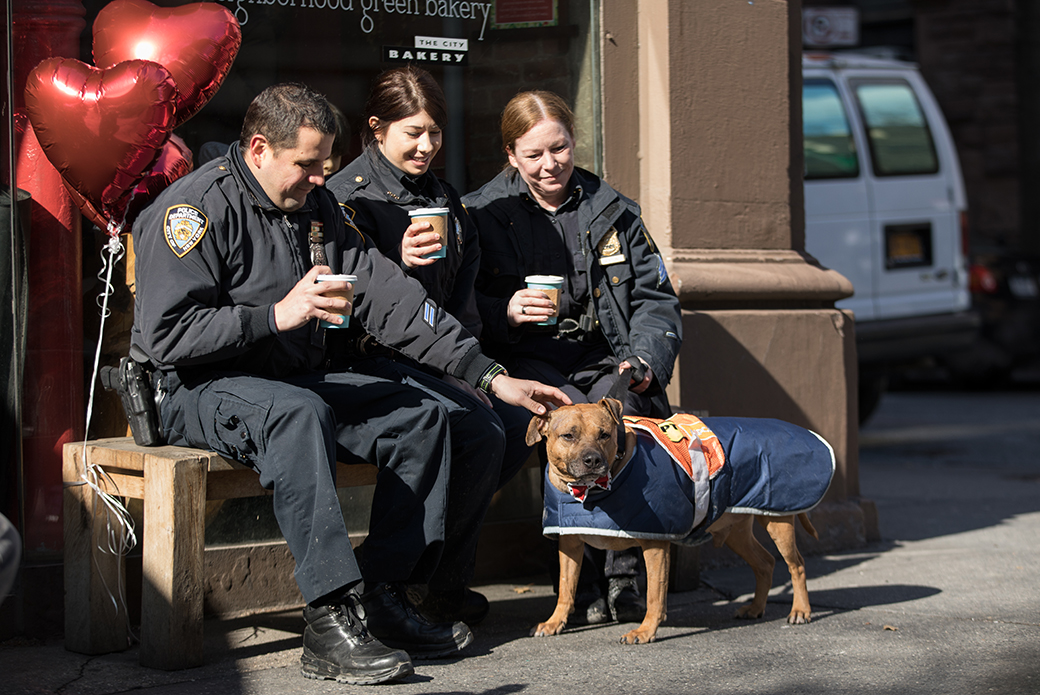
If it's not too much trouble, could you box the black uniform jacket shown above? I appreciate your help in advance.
[327,147,482,338]
[462,167,682,388]
[130,144,495,384]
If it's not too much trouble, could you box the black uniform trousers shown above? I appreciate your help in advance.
[347,357,506,593]
[159,366,466,605]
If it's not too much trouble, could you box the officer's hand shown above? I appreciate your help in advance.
[273,266,352,332]
[401,221,442,269]
[618,357,654,394]
[507,289,556,327]
[489,375,571,415]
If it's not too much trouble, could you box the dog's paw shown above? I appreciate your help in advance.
[787,610,811,625]
[619,627,657,644]
[733,604,765,620]
[531,620,566,637]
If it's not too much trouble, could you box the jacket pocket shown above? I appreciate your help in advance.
[602,262,634,290]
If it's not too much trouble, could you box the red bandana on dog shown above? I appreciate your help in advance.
[566,474,611,502]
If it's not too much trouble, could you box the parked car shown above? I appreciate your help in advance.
[802,51,979,422]
[938,252,1040,387]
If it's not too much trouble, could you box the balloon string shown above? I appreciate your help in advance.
[75,232,138,646]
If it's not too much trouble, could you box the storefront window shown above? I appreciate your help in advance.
[78,0,601,194]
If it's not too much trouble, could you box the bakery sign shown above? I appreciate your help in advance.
[225,0,493,38]
[384,36,469,65]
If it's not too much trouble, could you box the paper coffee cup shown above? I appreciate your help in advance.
[525,274,564,326]
[316,274,357,329]
[408,207,450,259]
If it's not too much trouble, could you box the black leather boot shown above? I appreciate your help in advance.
[608,576,646,623]
[569,583,609,625]
[420,587,490,625]
[362,582,474,659]
[301,592,413,685]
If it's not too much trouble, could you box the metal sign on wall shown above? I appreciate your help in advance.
[493,0,557,29]
[803,7,859,48]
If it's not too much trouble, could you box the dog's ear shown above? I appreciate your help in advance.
[525,412,549,446]
[600,398,624,425]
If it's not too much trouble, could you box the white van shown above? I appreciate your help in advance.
[802,52,979,420]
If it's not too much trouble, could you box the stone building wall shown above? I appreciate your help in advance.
[913,0,1021,253]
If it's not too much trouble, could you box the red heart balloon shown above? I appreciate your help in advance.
[66,134,194,234]
[125,133,194,226]
[24,57,177,228]
[93,0,241,126]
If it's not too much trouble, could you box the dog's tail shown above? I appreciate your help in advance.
[797,513,819,540]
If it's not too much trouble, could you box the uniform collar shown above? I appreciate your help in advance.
[512,169,584,214]
[364,145,443,206]
[228,143,319,215]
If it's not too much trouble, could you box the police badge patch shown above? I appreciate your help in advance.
[164,205,208,257]
[597,227,626,266]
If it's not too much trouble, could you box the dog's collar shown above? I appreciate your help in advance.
[566,473,611,502]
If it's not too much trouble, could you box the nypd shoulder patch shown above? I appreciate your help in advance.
[164,205,208,258]
[657,255,669,287]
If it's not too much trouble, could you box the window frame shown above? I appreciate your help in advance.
[802,77,860,181]
[850,77,940,178]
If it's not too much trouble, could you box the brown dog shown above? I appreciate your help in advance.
[526,399,827,645]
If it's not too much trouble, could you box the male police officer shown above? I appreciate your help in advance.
[131,83,568,685]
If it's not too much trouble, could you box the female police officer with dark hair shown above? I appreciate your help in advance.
[327,66,520,626]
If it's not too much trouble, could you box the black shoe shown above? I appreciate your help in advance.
[362,582,474,659]
[421,588,490,625]
[567,583,609,626]
[608,577,646,623]
[301,593,413,685]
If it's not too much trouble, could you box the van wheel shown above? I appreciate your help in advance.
[858,374,888,425]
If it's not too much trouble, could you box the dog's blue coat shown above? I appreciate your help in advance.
[542,417,835,545]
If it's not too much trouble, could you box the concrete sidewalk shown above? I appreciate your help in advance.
[5,390,1040,694]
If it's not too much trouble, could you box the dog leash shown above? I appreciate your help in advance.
[604,366,632,401]
[604,367,632,462]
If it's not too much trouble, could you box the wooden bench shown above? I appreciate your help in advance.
[62,436,379,670]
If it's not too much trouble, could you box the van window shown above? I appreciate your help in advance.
[853,80,939,177]
[803,79,859,179]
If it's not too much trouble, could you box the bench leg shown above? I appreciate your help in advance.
[140,452,206,669]
[63,444,130,654]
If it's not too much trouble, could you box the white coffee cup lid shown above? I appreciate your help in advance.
[409,207,450,216]
[525,275,564,284]
[316,274,357,282]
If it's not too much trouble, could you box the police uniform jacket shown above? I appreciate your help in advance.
[327,146,481,338]
[130,144,496,385]
[461,167,682,388]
